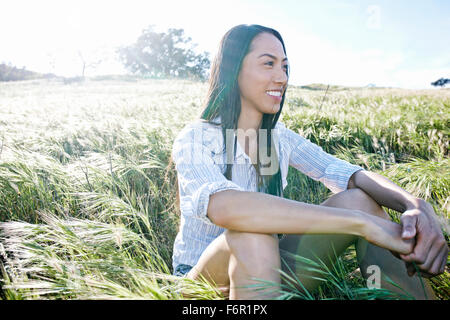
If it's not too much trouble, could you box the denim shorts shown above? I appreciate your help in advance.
[173,264,193,277]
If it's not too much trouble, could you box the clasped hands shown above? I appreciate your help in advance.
[398,199,448,278]
[366,198,448,278]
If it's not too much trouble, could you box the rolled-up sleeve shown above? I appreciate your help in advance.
[172,125,244,226]
[283,125,365,194]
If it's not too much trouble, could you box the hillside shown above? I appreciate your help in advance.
[0,63,57,82]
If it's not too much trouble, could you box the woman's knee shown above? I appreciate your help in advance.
[323,188,388,219]
[225,230,278,250]
[224,230,280,268]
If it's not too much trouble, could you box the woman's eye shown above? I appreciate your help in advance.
[265,61,274,66]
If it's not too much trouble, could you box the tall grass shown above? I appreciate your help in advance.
[0,78,448,299]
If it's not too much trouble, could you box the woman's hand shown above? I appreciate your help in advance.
[398,200,448,278]
[362,212,415,255]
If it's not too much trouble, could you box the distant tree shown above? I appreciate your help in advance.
[117,26,210,80]
[431,78,450,87]
[78,51,102,79]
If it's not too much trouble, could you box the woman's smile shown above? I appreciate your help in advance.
[266,89,283,102]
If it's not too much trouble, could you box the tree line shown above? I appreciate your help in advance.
[0,63,56,82]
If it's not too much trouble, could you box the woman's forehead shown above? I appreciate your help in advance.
[249,32,286,59]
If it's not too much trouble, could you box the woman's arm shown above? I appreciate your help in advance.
[208,189,413,254]
[347,169,418,213]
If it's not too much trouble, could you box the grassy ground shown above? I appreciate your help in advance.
[0,77,448,299]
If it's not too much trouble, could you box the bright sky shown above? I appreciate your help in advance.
[1,0,449,89]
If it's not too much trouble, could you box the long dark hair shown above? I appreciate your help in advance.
[199,24,289,197]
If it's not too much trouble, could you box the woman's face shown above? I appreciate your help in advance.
[238,32,288,116]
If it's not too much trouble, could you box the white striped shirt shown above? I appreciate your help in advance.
[171,117,365,270]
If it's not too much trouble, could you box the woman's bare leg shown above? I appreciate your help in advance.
[279,188,437,299]
[226,231,280,299]
[185,231,231,298]
[186,229,280,299]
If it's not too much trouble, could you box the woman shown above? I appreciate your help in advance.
[171,24,447,300]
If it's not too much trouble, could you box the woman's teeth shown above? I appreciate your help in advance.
[266,91,281,97]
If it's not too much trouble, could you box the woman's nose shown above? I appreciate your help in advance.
[274,66,288,85]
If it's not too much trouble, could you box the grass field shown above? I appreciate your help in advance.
[0,77,448,299]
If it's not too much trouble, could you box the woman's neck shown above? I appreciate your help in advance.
[237,107,263,132]
[236,107,263,162]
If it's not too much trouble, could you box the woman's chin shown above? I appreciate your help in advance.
[255,103,280,115]
[267,104,281,114]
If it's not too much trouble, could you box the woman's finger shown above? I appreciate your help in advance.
[428,247,448,276]
[400,214,417,240]
[416,241,442,275]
